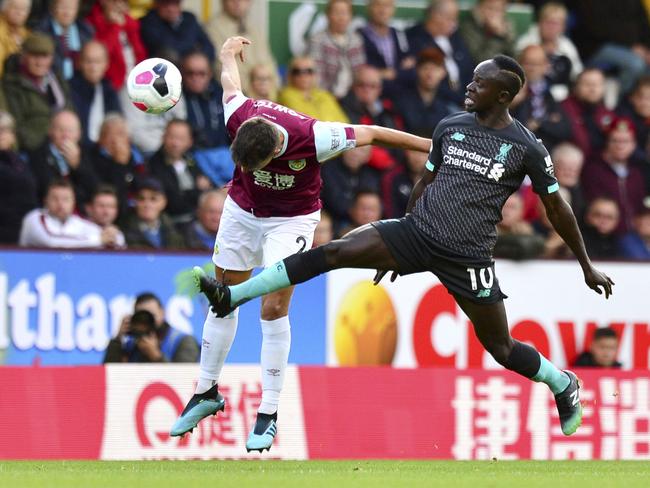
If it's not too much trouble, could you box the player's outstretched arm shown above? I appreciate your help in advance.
[353,125,431,153]
[541,191,615,298]
[219,36,251,101]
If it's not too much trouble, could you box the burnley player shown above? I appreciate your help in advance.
[170,37,431,451]
[194,55,615,437]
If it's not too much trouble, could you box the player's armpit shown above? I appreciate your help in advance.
[352,125,430,152]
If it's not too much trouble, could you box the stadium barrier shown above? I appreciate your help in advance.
[1,365,649,460]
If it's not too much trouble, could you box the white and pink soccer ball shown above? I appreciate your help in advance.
[127,58,183,114]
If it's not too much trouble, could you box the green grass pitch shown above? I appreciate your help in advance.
[1,460,649,488]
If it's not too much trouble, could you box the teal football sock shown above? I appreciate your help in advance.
[532,353,570,394]
[230,261,291,305]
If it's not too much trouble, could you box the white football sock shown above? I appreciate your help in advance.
[195,309,239,394]
[258,316,291,414]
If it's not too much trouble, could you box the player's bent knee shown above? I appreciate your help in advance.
[261,294,292,320]
[486,341,514,366]
[322,240,344,267]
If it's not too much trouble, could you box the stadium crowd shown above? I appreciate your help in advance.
[2,0,650,261]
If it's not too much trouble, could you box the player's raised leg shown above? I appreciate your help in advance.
[193,224,399,317]
[170,267,251,437]
[453,295,582,436]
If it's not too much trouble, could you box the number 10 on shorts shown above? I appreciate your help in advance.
[466,266,494,291]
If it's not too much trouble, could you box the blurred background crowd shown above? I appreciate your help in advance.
[2,0,650,262]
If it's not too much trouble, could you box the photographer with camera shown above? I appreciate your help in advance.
[104,292,199,363]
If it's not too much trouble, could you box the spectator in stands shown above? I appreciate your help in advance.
[37,0,94,80]
[406,0,473,107]
[561,68,615,157]
[183,187,227,250]
[3,32,71,151]
[248,63,278,101]
[510,45,572,152]
[140,0,214,63]
[494,192,545,260]
[86,0,147,91]
[0,111,37,244]
[206,0,278,95]
[381,149,427,218]
[339,189,383,236]
[396,47,454,138]
[181,50,233,187]
[572,327,622,368]
[460,0,514,64]
[552,142,586,219]
[89,113,146,218]
[69,40,122,146]
[29,109,97,207]
[278,56,349,122]
[359,0,414,95]
[619,207,650,260]
[0,0,31,78]
[19,179,115,248]
[308,0,366,99]
[321,145,380,234]
[340,65,403,170]
[85,184,126,248]
[313,210,334,247]
[617,76,650,176]
[582,118,646,234]
[571,0,650,95]
[105,292,199,362]
[580,197,622,259]
[515,2,582,100]
[120,177,186,248]
[148,119,211,227]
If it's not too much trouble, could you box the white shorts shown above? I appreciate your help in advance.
[212,196,320,270]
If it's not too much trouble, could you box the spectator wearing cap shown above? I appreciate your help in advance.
[308,0,366,99]
[460,0,514,64]
[619,208,650,260]
[120,177,186,249]
[0,110,38,244]
[206,0,279,95]
[340,65,404,171]
[572,327,622,368]
[396,47,454,138]
[89,113,146,218]
[278,56,349,123]
[406,0,474,107]
[139,0,215,63]
[0,0,31,78]
[86,0,147,91]
[510,45,572,153]
[560,68,615,158]
[36,0,94,80]
[3,32,72,151]
[582,118,647,234]
[358,0,414,96]
[29,109,98,208]
[69,40,123,146]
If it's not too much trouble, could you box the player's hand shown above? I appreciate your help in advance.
[221,36,252,63]
[584,266,615,299]
[373,269,399,286]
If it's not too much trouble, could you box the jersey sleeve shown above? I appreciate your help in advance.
[524,139,559,195]
[312,121,357,162]
[425,121,447,172]
[223,91,252,126]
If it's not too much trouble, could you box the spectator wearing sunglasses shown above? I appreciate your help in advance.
[278,56,349,123]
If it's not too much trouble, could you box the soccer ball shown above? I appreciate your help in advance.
[127,58,183,114]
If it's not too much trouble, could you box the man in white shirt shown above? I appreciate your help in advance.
[19,179,117,248]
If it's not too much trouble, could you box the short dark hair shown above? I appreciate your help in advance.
[230,117,279,171]
[593,327,618,341]
[135,292,162,308]
[492,55,526,99]
[92,184,118,201]
[47,178,74,194]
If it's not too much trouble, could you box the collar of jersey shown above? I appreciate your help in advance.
[269,122,289,158]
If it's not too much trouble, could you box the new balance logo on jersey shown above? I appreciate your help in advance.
[476,289,491,298]
[451,132,465,141]
[494,143,513,163]
[488,163,505,181]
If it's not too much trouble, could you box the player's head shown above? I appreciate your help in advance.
[464,55,525,113]
[589,327,619,367]
[231,117,282,171]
